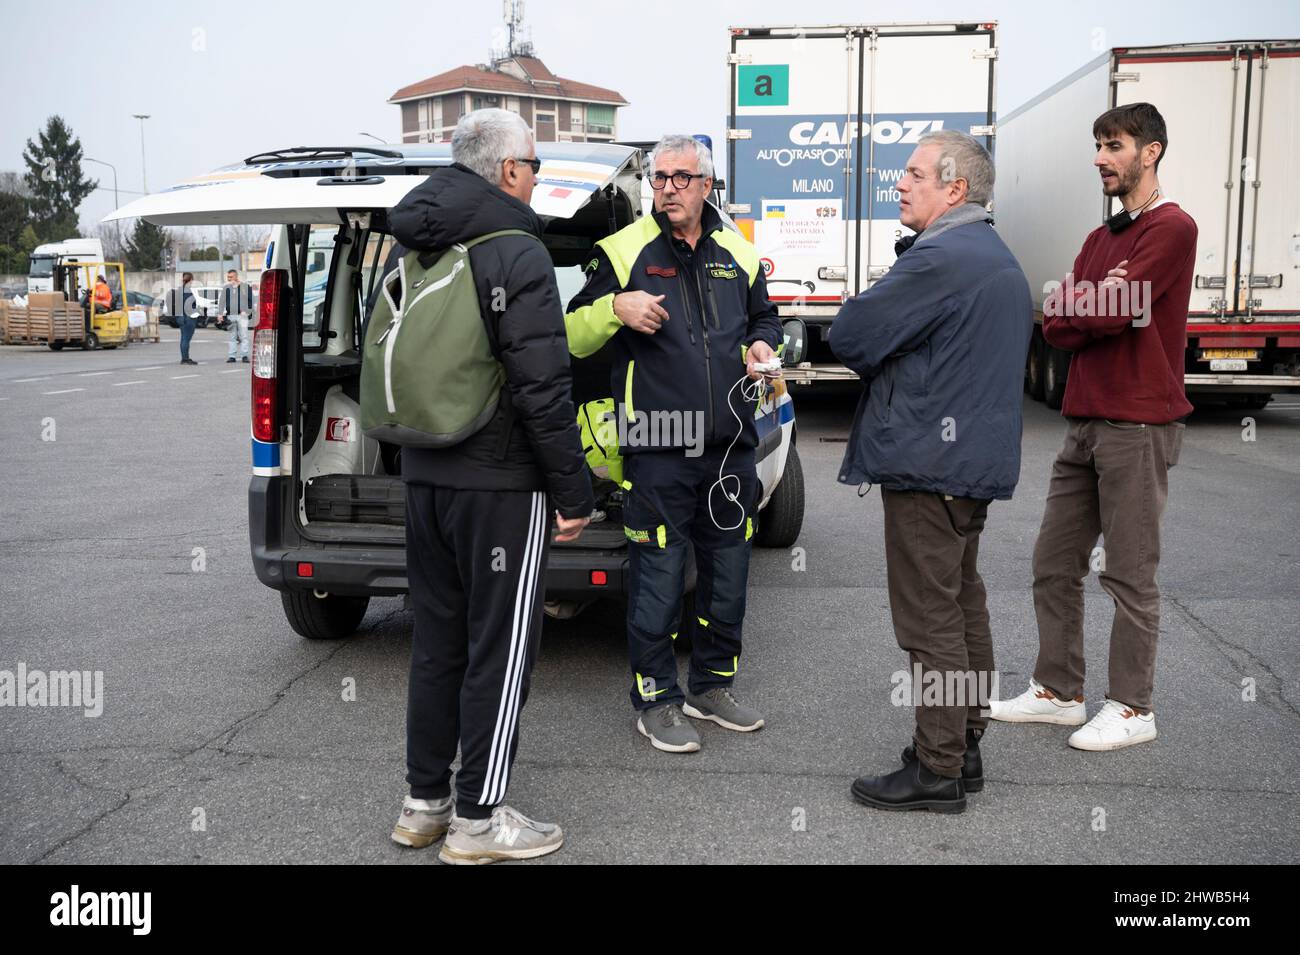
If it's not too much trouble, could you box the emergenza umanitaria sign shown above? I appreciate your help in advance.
[49,886,151,935]
[0,663,104,717]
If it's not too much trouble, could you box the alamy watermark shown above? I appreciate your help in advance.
[1043,275,1153,327]
[600,404,705,457]
[0,663,103,717]
[891,664,1000,712]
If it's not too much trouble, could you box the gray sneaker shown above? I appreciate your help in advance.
[683,687,765,732]
[391,794,453,848]
[637,702,702,753]
[437,805,563,865]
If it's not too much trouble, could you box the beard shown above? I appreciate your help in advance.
[1103,161,1143,198]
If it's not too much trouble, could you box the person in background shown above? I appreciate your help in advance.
[221,269,254,363]
[166,272,198,365]
[93,275,113,312]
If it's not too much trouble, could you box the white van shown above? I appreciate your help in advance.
[106,143,806,640]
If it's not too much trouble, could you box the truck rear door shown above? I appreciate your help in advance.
[728,27,861,307]
[1113,42,1300,322]
[727,23,996,382]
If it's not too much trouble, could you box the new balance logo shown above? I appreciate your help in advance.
[494,824,521,847]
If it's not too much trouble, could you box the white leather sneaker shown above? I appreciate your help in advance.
[1068,699,1157,751]
[988,678,1087,725]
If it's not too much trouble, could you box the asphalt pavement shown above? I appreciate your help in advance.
[1,331,1297,864]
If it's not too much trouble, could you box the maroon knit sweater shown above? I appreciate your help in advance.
[1042,202,1197,423]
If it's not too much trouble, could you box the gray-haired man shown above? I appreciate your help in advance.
[221,269,254,363]
[565,135,781,754]
[830,130,1032,814]
[383,108,593,863]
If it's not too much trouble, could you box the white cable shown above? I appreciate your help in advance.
[708,373,768,531]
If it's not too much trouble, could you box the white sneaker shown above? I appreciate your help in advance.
[988,678,1087,725]
[438,805,563,865]
[1068,699,1157,751]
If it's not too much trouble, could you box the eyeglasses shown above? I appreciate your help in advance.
[650,171,706,190]
[505,156,541,175]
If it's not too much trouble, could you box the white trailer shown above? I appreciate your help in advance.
[998,40,1300,408]
[726,21,999,383]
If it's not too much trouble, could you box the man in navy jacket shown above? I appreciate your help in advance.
[830,130,1032,814]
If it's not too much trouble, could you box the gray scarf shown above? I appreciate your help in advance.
[914,201,993,246]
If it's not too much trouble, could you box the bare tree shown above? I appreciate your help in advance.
[94,220,128,263]
[222,223,270,269]
[0,170,32,198]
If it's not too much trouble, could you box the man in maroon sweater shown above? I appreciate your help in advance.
[991,103,1196,751]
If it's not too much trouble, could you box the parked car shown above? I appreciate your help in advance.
[105,143,806,640]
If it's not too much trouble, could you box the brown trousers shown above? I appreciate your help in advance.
[882,489,995,778]
[1031,417,1185,712]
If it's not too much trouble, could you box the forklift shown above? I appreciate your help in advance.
[49,261,131,350]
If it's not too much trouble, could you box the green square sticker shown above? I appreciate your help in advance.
[737,64,789,106]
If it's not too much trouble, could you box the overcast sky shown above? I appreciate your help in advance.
[2,0,1296,231]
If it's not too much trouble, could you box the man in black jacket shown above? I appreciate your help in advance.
[385,109,593,864]
[566,135,781,754]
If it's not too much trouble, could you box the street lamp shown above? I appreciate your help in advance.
[358,132,386,144]
[132,114,150,193]
[85,157,122,257]
[84,157,119,208]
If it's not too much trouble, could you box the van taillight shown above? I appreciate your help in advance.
[252,268,285,444]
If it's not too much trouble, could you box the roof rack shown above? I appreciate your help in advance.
[243,146,403,164]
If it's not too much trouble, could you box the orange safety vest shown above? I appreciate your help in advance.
[94,283,112,307]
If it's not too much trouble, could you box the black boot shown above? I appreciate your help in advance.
[851,760,966,814]
[901,728,984,792]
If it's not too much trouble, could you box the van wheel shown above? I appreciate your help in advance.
[1026,330,1046,401]
[281,590,369,640]
[755,444,804,548]
[1043,346,1070,410]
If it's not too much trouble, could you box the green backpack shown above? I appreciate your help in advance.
[361,229,538,448]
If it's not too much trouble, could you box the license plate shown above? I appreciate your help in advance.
[1202,348,1257,360]
[1210,359,1248,371]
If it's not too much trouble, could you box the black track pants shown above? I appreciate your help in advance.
[404,484,550,818]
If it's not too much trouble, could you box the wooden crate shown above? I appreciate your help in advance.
[1,294,85,345]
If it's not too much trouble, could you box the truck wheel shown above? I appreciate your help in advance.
[48,341,64,351]
[280,590,369,640]
[1026,330,1046,401]
[1043,346,1070,410]
[755,444,805,548]
[81,332,99,351]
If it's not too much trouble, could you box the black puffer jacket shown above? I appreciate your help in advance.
[385,163,594,519]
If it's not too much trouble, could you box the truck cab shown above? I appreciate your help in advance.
[106,143,806,640]
[28,238,106,294]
